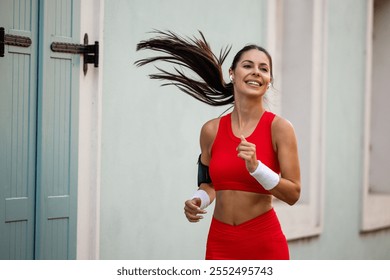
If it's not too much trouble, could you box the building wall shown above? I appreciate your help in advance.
[288,0,390,259]
[77,0,104,260]
[99,0,390,259]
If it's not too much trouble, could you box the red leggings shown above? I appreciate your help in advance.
[205,208,289,260]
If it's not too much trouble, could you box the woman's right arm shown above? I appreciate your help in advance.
[184,119,218,222]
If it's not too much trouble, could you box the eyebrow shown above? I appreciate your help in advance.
[241,60,269,67]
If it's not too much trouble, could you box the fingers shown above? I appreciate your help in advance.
[237,135,258,172]
[184,199,207,223]
[237,135,256,160]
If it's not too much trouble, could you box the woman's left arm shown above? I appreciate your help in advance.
[269,116,301,205]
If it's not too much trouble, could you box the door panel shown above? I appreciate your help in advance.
[0,0,38,260]
[35,0,80,259]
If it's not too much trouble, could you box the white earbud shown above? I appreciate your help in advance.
[229,75,233,82]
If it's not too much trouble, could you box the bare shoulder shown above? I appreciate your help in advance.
[201,118,220,138]
[200,117,220,145]
[200,117,221,160]
[272,115,295,133]
[271,115,298,147]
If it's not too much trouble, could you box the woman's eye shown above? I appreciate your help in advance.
[243,65,251,68]
[261,68,269,72]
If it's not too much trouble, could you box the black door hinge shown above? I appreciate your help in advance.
[51,33,99,75]
[0,27,32,57]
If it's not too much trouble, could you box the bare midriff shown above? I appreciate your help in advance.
[213,190,273,226]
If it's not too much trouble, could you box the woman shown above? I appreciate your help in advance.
[135,31,301,260]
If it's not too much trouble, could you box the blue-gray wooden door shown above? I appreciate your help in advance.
[0,0,39,260]
[0,0,80,260]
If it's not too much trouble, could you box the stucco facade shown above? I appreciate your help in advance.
[92,0,390,259]
[3,0,388,261]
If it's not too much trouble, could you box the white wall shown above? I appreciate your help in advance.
[77,0,104,260]
[288,0,390,259]
[98,0,390,260]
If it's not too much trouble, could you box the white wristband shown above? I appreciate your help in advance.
[250,160,280,190]
[191,189,211,209]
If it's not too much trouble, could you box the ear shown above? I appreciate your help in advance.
[229,69,234,82]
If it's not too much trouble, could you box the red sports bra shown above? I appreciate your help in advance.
[209,111,280,194]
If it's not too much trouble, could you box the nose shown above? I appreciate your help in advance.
[252,67,261,76]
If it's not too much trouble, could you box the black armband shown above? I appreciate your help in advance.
[197,154,212,187]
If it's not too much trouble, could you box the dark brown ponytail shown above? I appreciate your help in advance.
[135,30,234,106]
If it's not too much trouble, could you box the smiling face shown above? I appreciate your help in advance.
[229,49,272,98]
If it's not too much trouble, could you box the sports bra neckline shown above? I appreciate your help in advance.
[226,111,268,143]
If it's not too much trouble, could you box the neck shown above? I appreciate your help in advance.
[231,97,265,132]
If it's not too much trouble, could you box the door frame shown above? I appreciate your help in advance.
[75,0,103,259]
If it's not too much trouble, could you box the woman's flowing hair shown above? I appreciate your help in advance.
[134,30,234,106]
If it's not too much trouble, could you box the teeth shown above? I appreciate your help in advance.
[247,81,260,86]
